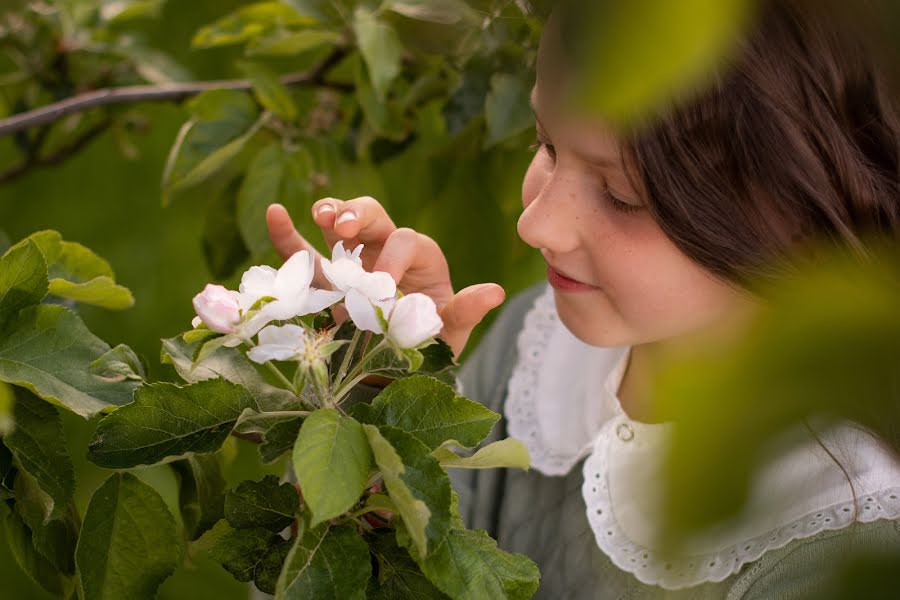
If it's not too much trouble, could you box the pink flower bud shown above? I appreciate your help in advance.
[192,284,242,334]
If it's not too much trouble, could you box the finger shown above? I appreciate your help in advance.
[440,284,506,359]
[267,203,317,260]
[372,228,418,284]
[311,198,339,230]
[331,196,397,244]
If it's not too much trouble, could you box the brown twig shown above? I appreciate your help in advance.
[0,119,112,184]
[0,48,352,138]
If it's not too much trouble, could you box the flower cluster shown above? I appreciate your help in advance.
[190,242,444,391]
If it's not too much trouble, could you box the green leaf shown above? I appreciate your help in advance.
[4,509,71,597]
[225,474,299,532]
[254,537,293,594]
[202,178,251,279]
[162,89,260,204]
[401,527,540,600]
[0,304,136,417]
[259,416,304,464]
[4,387,74,518]
[275,521,371,600]
[238,61,299,121]
[171,454,227,541]
[383,0,473,25]
[161,334,301,413]
[48,277,134,310]
[75,473,180,600]
[367,531,449,599]
[192,2,316,49]
[292,409,372,526]
[28,230,134,310]
[0,239,47,326]
[353,6,403,101]
[363,424,451,557]
[432,438,530,471]
[285,0,344,23]
[237,143,315,256]
[12,469,78,575]
[87,379,258,468]
[366,375,499,450]
[248,29,342,56]
[484,73,534,148]
[209,526,279,582]
[338,334,456,386]
[102,0,165,24]
[89,343,146,383]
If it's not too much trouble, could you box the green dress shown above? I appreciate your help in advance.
[448,282,900,600]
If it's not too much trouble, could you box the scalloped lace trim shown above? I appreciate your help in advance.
[504,286,631,476]
[582,418,900,590]
[505,286,574,474]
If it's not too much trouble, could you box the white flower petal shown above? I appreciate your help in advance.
[387,293,443,349]
[248,344,298,363]
[191,316,202,328]
[223,336,244,348]
[301,288,346,315]
[239,265,277,298]
[321,256,366,292]
[276,250,315,297]
[258,324,307,350]
[241,311,275,339]
[345,288,386,334]
[356,271,397,301]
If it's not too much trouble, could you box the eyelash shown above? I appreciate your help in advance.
[529,140,642,215]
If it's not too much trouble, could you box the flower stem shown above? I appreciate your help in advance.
[262,410,311,419]
[336,328,362,385]
[332,340,389,404]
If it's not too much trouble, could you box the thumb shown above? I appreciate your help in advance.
[439,283,506,359]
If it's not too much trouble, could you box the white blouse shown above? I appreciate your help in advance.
[504,284,900,589]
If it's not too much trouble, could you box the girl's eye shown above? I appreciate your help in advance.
[530,139,557,161]
[602,187,642,215]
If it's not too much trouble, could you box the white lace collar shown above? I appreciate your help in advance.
[505,284,900,589]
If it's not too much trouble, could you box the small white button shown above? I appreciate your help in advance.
[616,422,634,442]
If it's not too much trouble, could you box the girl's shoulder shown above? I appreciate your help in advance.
[727,517,900,600]
[459,282,900,595]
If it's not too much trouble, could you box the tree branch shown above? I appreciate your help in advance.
[0,119,112,184]
[0,48,352,138]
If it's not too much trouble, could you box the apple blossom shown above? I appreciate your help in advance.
[385,293,444,349]
[238,250,344,334]
[321,241,397,333]
[192,284,242,334]
[247,324,313,363]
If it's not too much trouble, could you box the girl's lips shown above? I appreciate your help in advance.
[547,266,599,292]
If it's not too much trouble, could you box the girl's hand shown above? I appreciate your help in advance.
[266,199,505,359]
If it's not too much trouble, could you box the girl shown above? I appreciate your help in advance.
[264,1,900,597]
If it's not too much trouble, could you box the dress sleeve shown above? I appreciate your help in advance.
[727,519,900,600]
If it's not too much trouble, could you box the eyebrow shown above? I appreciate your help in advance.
[529,98,623,170]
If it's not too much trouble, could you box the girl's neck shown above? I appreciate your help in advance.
[616,301,762,424]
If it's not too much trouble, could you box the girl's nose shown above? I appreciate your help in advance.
[517,176,581,254]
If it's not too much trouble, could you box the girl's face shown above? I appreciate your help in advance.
[518,20,755,348]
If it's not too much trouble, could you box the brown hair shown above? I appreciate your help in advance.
[623,0,900,289]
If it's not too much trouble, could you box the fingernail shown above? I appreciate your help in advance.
[316,204,335,217]
[336,211,357,226]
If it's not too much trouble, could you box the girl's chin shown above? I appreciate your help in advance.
[554,301,632,348]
